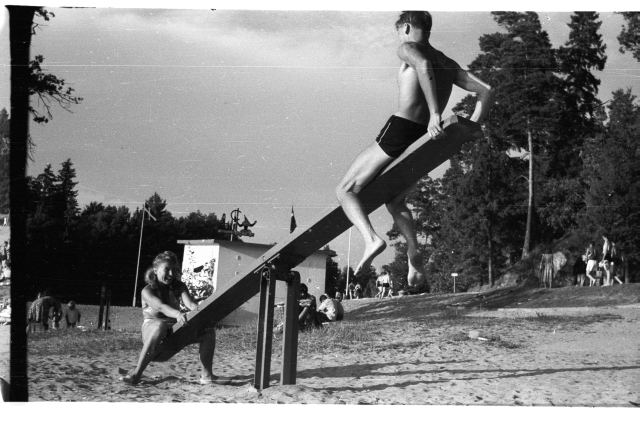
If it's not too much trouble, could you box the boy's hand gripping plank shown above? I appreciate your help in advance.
[153,115,482,361]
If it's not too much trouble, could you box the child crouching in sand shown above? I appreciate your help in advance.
[122,251,220,385]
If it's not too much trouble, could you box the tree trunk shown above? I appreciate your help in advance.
[487,220,494,286]
[522,126,534,259]
[9,6,38,402]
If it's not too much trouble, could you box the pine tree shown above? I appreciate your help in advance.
[468,12,561,258]
[552,12,607,178]
[57,158,80,223]
[580,89,640,263]
[617,12,640,61]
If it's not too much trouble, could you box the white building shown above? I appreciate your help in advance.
[178,239,335,326]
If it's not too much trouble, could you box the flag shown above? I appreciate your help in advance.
[144,203,157,221]
[289,206,297,233]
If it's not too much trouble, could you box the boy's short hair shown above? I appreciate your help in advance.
[395,11,433,35]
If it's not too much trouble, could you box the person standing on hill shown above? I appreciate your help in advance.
[335,11,494,292]
[609,242,625,285]
[585,243,598,286]
[573,255,587,287]
[601,236,612,286]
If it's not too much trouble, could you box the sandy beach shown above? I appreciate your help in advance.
[25,293,640,406]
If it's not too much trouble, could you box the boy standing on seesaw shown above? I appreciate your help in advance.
[335,11,495,292]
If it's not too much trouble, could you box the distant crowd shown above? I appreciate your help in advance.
[573,236,627,287]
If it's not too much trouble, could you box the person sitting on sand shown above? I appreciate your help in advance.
[65,301,81,329]
[335,291,343,303]
[298,283,320,331]
[316,294,345,324]
[122,251,219,386]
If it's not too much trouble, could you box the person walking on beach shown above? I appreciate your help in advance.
[335,11,494,292]
[122,251,219,386]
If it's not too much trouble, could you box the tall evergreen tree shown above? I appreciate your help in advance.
[553,12,607,177]
[580,89,640,263]
[467,12,561,258]
[57,158,80,224]
[617,12,640,61]
[536,12,607,238]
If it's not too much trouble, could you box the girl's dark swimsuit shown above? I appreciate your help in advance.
[375,115,428,158]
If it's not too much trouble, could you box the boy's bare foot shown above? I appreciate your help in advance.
[355,238,386,276]
[407,251,426,287]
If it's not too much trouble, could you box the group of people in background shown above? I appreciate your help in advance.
[296,283,345,331]
[576,236,626,287]
[344,270,398,300]
[375,271,393,299]
[26,291,82,332]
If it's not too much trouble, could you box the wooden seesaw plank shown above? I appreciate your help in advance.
[152,115,482,361]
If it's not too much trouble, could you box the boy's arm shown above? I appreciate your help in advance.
[453,64,495,124]
[397,42,443,139]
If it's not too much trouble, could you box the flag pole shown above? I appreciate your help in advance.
[345,227,351,297]
[133,206,146,307]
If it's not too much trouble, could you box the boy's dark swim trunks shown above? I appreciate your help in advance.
[375,115,428,158]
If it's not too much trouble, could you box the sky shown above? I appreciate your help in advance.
[1,2,639,276]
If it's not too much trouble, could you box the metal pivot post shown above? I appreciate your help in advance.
[254,265,277,390]
[281,271,300,385]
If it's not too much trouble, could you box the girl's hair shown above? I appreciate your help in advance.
[395,11,433,35]
[146,251,180,289]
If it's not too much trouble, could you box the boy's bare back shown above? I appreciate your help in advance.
[396,43,459,125]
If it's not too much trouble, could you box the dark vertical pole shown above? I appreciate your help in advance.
[104,290,111,330]
[254,265,276,390]
[281,271,300,385]
[253,268,268,388]
[97,281,106,330]
[8,6,38,402]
